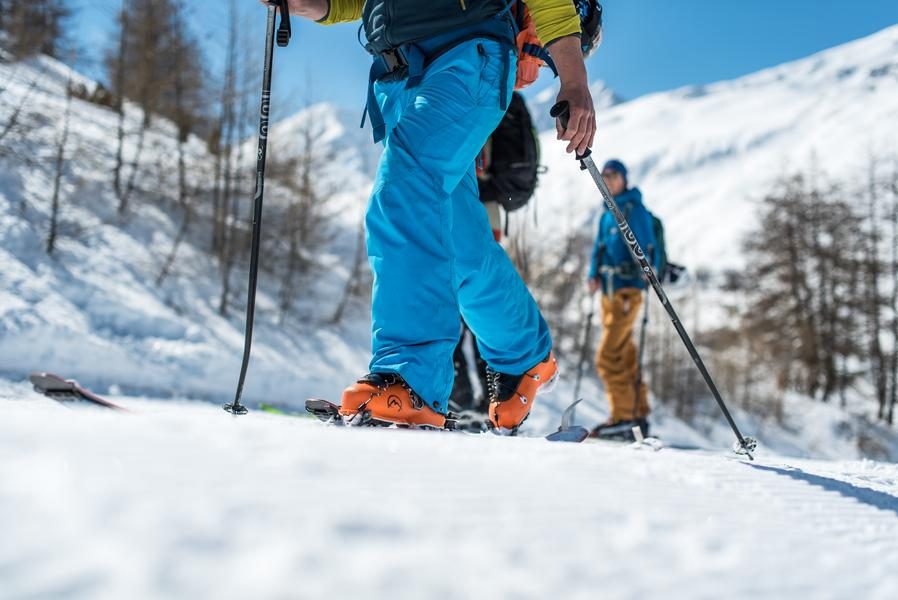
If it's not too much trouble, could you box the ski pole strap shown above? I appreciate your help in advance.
[521,43,558,77]
[598,265,620,297]
[362,59,391,143]
[271,0,291,47]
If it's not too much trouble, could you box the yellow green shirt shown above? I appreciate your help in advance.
[319,0,580,46]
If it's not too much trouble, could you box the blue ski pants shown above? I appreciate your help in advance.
[365,39,552,413]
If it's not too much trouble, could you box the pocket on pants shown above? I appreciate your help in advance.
[474,41,513,106]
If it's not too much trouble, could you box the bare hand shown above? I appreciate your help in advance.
[259,0,328,21]
[547,35,596,156]
[555,84,596,155]
[588,278,600,295]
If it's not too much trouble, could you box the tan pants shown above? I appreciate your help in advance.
[596,288,651,422]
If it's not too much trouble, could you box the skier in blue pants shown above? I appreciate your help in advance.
[283,0,598,431]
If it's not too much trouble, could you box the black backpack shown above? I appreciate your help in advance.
[648,211,684,283]
[650,212,668,278]
[478,92,540,213]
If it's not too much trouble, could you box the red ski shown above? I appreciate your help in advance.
[29,373,126,411]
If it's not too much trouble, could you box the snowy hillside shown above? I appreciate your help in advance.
[0,55,371,406]
[2,26,898,462]
[266,102,383,179]
[533,24,898,270]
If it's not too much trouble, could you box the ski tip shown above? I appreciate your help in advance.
[29,372,76,394]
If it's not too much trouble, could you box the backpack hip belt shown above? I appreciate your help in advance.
[362,15,517,144]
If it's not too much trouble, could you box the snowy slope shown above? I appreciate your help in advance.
[533,24,898,270]
[0,55,371,405]
[1,387,897,600]
[266,102,383,179]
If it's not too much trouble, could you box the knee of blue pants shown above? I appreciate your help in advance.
[450,170,553,375]
[365,40,533,412]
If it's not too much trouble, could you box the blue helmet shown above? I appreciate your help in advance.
[602,159,628,186]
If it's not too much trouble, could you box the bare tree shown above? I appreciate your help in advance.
[105,0,206,216]
[862,160,889,419]
[888,161,898,425]
[110,5,128,202]
[331,208,368,325]
[155,13,200,287]
[46,73,74,255]
[1,0,70,59]
[267,115,338,324]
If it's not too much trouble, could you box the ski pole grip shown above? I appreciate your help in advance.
[275,0,292,47]
[550,101,571,130]
[550,101,592,161]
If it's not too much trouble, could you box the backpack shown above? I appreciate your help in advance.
[478,92,539,212]
[513,4,555,90]
[649,212,668,279]
[619,200,668,280]
[361,0,510,55]
[513,0,604,90]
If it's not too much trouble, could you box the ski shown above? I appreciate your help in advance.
[303,398,590,442]
[29,372,126,411]
[551,399,744,453]
[546,398,590,442]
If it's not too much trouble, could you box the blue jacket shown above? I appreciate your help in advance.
[588,187,658,293]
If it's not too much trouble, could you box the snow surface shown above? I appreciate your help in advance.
[1,384,897,600]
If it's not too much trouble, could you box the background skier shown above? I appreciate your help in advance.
[587,159,660,439]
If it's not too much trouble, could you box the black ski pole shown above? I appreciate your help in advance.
[573,244,603,405]
[551,101,757,459]
[633,286,649,421]
[224,1,292,416]
[572,297,595,405]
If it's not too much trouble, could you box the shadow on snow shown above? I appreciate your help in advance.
[748,463,898,517]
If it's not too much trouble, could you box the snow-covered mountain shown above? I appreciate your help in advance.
[533,25,898,270]
[2,26,898,461]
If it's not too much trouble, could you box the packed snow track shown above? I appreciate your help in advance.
[1,393,897,600]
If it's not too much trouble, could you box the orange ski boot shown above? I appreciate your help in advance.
[488,352,558,433]
[340,373,446,428]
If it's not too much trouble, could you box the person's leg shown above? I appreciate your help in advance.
[596,289,643,422]
[364,40,517,413]
[473,336,490,413]
[451,168,552,375]
[450,325,475,411]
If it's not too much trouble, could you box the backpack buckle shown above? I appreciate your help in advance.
[381,48,408,73]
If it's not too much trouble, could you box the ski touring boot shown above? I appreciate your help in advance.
[589,417,651,442]
[340,373,447,429]
[487,352,558,434]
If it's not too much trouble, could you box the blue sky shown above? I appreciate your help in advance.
[72,0,898,117]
